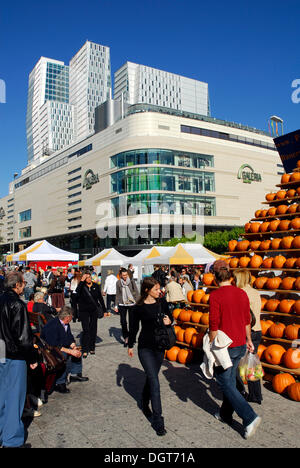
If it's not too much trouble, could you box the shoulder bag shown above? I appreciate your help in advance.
[34,336,66,374]
[154,301,176,351]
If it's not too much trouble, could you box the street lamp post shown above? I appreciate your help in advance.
[12,172,18,256]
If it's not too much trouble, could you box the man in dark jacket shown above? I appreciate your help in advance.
[41,306,88,394]
[76,272,107,357]
[0,271,38,448]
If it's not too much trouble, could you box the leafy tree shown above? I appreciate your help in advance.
[203,227,244,254]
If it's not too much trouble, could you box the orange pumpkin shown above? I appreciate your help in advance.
[290,172,300,182]
[264,344,286,365]
[244,222,252,232]
[276,190,287,200]
[281,236,294,249]
[266,277,282,290]
[284,257,297,268]
[269,220,281,231]
[239,256,251,268]
[267,207,277,216]
[293,300,300,315]
[287,382,300,402]
[281,173,291,184]
[259,240,272,250]
[229,257,239,268]
[292,236,300,249]
[249,241,261,251]
[285,324,300,340]
[202,273,215,286]
[236,240,250,251]
[287,189,297,198]
[184,327,198,344]
[250,255,263,268]
[191,311,203,323]
[201,294,210,304]
[166,346,181,361]
[192,289,205,303]
[265,299,280,312]
[228,240,238,252]
[260,297,268,310]
[173,308,182,320]
[281,276,296,290]
[272,372,296,394]
[187,290,194,303]
[287,203,298,214]
[295,277,300,290]
[276,205,289,215]
[179,309,192,322]
[190,332,204,349]
[272,255,286,268]
[260,319,274,335]
[177,348,193,364]
[200,313,209,325]
[282,348,300,369]
[259,221,270,232]
[257,344,267,360]
[254,277,268,289]
[278,219,291,231]
[262,257,273,269]
[261,209,268,217]
[266,193,276,201]
[177,328,185,343]
[291,218,300,230]
[268,322,286,338]
[255,209,262,218]
[279,299,296,314]
[271,239,282,250]
[249,223,261,234]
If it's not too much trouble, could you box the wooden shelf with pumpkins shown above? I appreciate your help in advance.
[165,276,216,366]
[225,165,300,401]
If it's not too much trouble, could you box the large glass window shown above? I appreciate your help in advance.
[19,226,31,239]
[111,149,214,169]
[111,167,214,195]
[111,194,216,217]
[19,209,32,223]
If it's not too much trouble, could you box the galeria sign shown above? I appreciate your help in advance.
[237,164,262,184]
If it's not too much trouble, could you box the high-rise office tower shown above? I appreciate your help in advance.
[114,62,210,116]
[69,41,112,143]
[26,57,74,163]
[26,41,112,164]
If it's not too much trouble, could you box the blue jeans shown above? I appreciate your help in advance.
[56,353,83,385]
[0,359,27,447]
[138,347,165,429]
[215,345,257,427]
[24,287,34,302]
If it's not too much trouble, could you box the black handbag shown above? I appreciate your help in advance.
[154,302,176,351]
[85,285,104,319]
[34,336,66,374]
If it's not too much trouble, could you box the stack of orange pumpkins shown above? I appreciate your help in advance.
[226,163,300,398]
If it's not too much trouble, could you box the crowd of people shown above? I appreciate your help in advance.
[0,260,262,448]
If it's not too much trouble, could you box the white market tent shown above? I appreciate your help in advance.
[130,246,173,265]
[78,248,130,267]
[143,243,220,265]
[6,240,79,263]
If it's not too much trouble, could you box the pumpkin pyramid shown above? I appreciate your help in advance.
[226,161,300,400]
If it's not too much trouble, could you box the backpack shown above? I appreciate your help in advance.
[42,271,53,288]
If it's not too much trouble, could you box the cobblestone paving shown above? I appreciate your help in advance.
[25,313,300,449]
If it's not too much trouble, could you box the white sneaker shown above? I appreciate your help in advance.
[29,394,43,408]
[244,416,261,439]
[23,408,42,418]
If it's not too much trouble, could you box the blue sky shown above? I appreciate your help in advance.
[0,0,299,198]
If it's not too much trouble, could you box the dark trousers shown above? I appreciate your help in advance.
[138,347,165,429]
[215,345,257,427]
[106,294,116,312]
[70,293,79,322]
[236,331,263,403]
[80,307,98,353]
[119,305,135,340]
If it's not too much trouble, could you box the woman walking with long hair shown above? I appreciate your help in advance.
[128,277,173,436]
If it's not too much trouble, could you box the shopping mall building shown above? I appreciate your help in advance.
[0,102,282,257]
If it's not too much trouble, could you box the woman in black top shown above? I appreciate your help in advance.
[128,277,173,436]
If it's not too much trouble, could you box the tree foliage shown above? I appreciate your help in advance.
[203,227,244,254]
